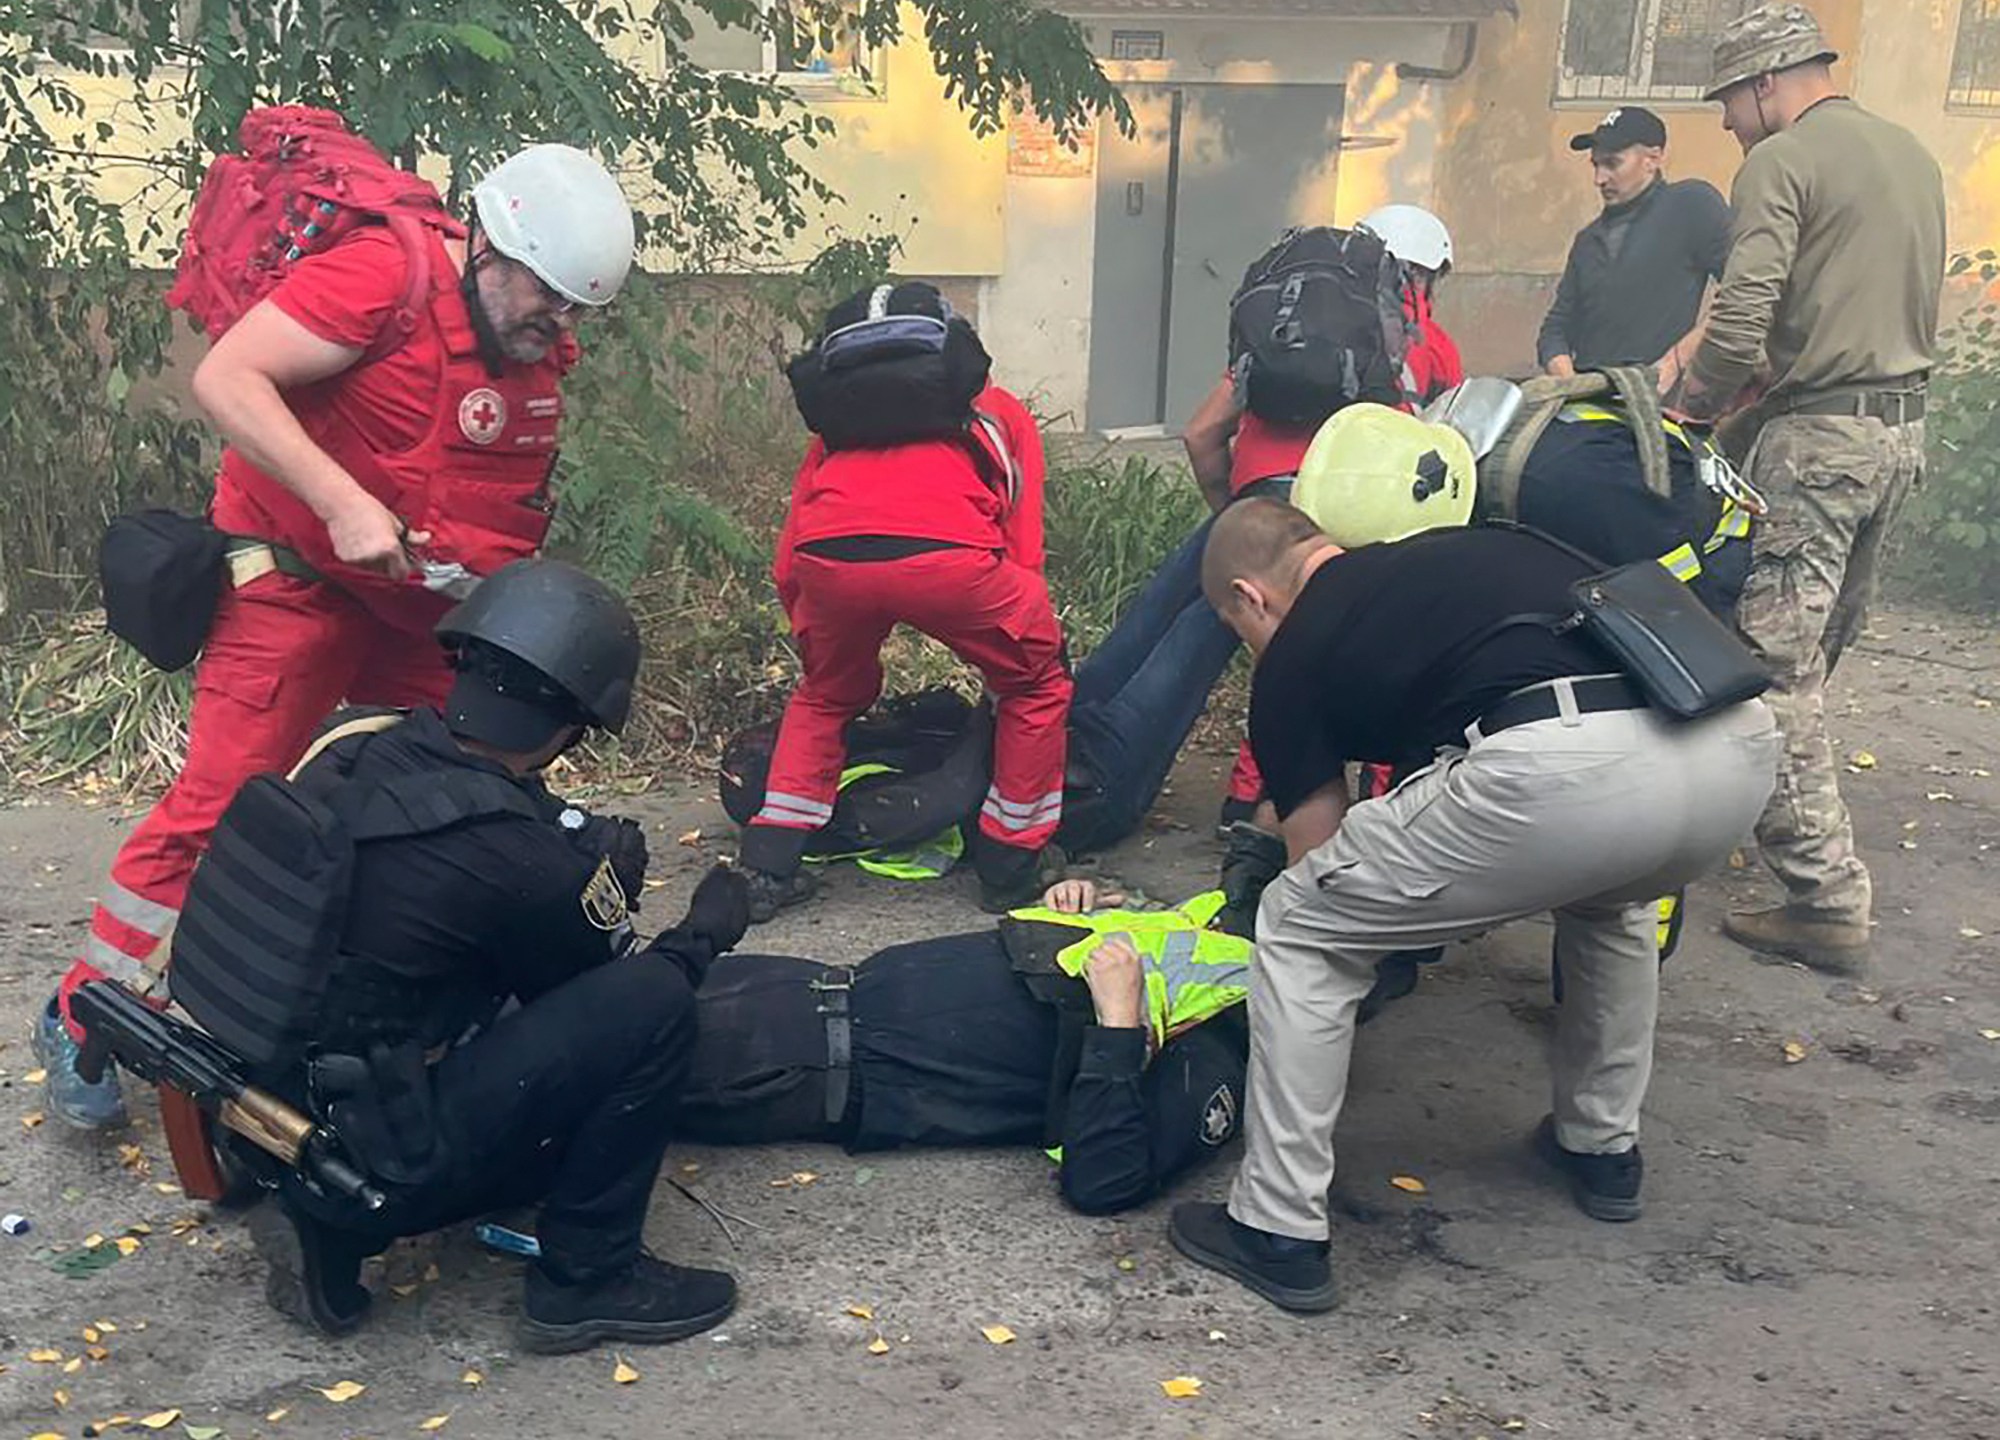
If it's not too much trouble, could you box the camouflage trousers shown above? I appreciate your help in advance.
[1736,412,1926,924]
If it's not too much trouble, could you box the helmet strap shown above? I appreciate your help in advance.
[460,224,513,378]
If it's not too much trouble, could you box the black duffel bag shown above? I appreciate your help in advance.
[98,509,229,672]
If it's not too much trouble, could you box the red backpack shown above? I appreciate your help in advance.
[166,106,461,361]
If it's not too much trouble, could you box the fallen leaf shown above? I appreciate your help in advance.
[94,1321,117,1333]
[1161,1376,1204,1399]
[867,1338,891,1355]
[81,1328,99,1344]
[63,1357,83,1374]
[126,1223,152,1236]
[420,1415,451,1431]
[315,1380,365,1403]
[1208,1329,1228,1341]
[1503,1421,1528,1433]
[152,1183,181,1196]
[1390,1175,1428,1194]
[1974,697,1994,709]
[22,1111,45,1129]
[115,1237,141,1257]
[1782,1040,1808,1064]
[422,1262,441,1283]
[1115,1256,1136,1272]
[86,1345,109,1361]
[28,1433,63,1440]
[25,1067,47,1083]
[139,1410,183,1429]
[676,828,702,846]
[612,1357,639,1385]
[680,1163,701,1176]
[54,1389,69,1407]
[265,1408,289,1422]
[791,1171,819,1186]
[390,1284,419,1298]
[460,1369,483,1387]
[1961,928,1984,939]
[28,1349,63,1363]
[84,1233,105,1249]
[1979,1028,2000,1042]
[185,1427,224,1440]
[1927,790,1956,802]
[980,1325,1016,1345]
[845,1304,875,1320]
[1849,750,1877,770]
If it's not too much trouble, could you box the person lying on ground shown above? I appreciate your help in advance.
[676,869,1286,1216]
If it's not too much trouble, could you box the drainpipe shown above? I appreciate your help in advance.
[1396,18,1486,83]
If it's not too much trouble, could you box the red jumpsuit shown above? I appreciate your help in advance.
[1400,284,1465,407]
[1221,410,1317,808]
[60,226,576,1020]
[742,387,1071,873]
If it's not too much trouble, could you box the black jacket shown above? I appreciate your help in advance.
[1537,177,1732,371]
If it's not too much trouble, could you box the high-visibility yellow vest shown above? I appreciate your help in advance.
[800,762,964,879]
[1004,891,1250,1050]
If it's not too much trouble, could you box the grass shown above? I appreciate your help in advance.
[0,442,1222,802]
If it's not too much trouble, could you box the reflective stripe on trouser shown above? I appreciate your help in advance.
[1734,414,1924,925]
[1227,700,1781,1240]
[58,571,455,1031]
[746,547,1072,867]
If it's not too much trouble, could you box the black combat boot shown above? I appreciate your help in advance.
[521,1252,738,1353]
[247,1193,376,1337]
[974,840,1067,914]
[743,866,817,924]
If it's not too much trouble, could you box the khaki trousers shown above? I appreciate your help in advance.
[1229,693,1781,1240]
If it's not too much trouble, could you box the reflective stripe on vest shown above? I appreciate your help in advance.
[796,762,962,879]
[1004,890,1249,1048]
[1556,403,1750,581]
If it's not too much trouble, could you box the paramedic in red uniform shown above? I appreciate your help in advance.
[34,145,637,1130]
[740,283,1071,920]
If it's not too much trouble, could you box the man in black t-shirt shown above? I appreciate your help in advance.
[1167,500,1779,1314]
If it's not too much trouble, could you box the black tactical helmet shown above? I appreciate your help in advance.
[435,559,641,749]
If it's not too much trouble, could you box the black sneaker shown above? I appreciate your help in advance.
[521,1252,737,1354]
[1168,1201,1338,1313]
[743,867,816,924]
[976,843,1067,914]
[1357,949,1434,1025]
[1534,1115,1643,1222]
[246,1196,374,1337]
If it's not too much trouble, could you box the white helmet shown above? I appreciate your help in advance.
[1361,203,1454,273]
[472,144,635,308]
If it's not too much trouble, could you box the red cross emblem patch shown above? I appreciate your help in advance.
[458,387,507,446]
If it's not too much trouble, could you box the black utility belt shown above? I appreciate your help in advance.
[1778,383,1926,425]
[1469,674,1646,744]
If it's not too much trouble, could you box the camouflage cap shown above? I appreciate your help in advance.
[1705,4,1839,100]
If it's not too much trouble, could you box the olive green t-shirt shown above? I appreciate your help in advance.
[1691,97,1946,405]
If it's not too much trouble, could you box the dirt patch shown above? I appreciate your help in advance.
[2,599,1998,1438]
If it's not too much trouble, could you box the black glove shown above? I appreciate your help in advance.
[638,865,749,990]
[682,863,750,955]
[572,814,650,907]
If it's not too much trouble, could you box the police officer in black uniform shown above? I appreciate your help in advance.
[217,559,750,1351]
[677,878,1274,1216]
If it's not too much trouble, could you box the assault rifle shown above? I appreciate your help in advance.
[70,979,385,1210]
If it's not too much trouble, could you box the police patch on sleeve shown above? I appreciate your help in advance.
[580,854,631,931]
[1200,1083,1239,1147]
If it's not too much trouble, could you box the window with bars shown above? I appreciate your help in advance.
[682,0,879,95]
[1556,0,1756,103]
[1950,0,2000,109]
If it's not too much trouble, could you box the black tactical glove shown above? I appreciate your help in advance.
[682,863,750,955]
[639,864,749,989]
[570,813,650,906]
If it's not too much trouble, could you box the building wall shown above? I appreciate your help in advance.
[1428,0,1994,377]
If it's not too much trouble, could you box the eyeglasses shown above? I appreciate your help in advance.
[523,266,579,316]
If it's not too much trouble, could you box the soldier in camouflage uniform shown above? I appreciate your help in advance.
[1679,4,1945,973]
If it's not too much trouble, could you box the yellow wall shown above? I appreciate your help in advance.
[760,5,1005,276]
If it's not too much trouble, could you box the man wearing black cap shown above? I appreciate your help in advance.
[1536,106,1732,383]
